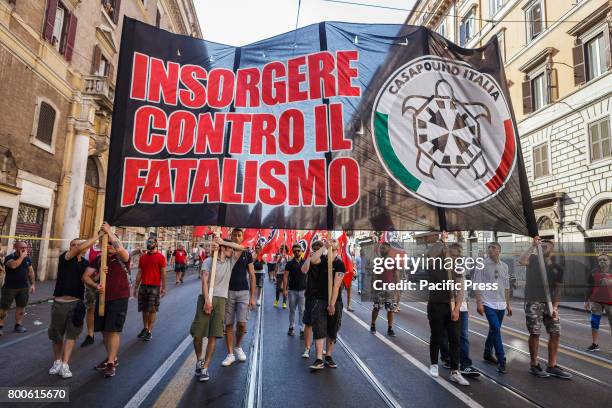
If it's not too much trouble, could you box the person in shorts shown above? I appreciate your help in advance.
[0,240,35,335]
[133,238,167,342]
[519,236,571,379]
[253,244,265,306]
[300,240,323,359]
[81,243,102,347]
[172,245,188,284]
[305,239,345,371]
[370,243,399,337]
[48,233,100,379]
[192,238,242,382]
[222,229,256,367]
[584,253,611,352]
[83,222,130,378]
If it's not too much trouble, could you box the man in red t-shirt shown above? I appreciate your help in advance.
[172,245,188,285]
[133,238,167,342]
[83,222,130,378]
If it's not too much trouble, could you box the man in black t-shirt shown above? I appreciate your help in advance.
[283,244,306,337]
[518,236,571,379]
[300,240,323,359]
[304,239,345,371]
[0,241,35,335]
[48,233,100,379]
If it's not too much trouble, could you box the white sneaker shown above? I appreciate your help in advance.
[221,354,236,367]
[429,364,439,378]
[59,363,72,379]
[234,347,247,361]
[256,299,261,306]
[195,360,204,376]
[49,360,62,375]
[302,348,310,358]
[450,371,470,386]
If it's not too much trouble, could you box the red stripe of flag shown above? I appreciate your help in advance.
[485,119,515,193]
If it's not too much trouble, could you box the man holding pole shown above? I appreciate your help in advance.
[518,236,571,379]
[192,238,243,382]
[306,239,345,371]
[83,222,130,378]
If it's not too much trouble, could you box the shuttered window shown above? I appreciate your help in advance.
[43,1,77,61]
[525,0,544,41]
[585,32,606,81]
[533,143,549,179]
[102,0,122,25]
[589,118,611,162]
[35,102,56,146]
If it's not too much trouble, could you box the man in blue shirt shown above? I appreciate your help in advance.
[0,241,36,335]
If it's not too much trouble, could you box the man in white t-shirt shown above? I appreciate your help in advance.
[473,242,512,373]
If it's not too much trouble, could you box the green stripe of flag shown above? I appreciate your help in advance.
[374,112,421,192]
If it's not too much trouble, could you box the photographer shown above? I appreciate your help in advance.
[0,240,35,335]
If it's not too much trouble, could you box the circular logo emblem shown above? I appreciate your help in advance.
[371,56,517,208]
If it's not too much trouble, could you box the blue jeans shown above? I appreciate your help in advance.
[440,311,472,369]
[357,272,363,292]
[288,290,305,330]
[484,306,506,364]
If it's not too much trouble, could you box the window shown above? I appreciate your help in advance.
[497,30,506,63]
[459,9,475,46]
[97,54,108,76]
[588,117,611,162]
[533,142,549,178]
[585,32,606,81]
[525,0,544,41]
[35,102,56,146]
[51,3,67,52]
[436,20,446,38]
[531,72,547,111]
[43,1,77,61]
[590,201,612,230]
[489,0,505,17]
[102,0,121,24]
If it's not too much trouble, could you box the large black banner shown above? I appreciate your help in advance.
[105,18,537,235]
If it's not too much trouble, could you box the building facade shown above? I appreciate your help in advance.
[406,0,612,255]
[0,0,201,280]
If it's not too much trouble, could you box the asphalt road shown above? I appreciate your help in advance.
[0,274,610,408]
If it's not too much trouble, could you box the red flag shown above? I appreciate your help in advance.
[241,228,260,248]
[337,231,355,288]
[261,229,281,258]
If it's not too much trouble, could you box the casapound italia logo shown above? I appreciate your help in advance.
[371,56,517,208]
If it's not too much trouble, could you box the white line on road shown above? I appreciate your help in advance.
[245,286,264,408]
[124,335,192,408]
[344,310,484,408]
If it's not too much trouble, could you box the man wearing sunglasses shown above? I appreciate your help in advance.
[283,244,306,337]
[474,242,511,373]
[584,253,611,352]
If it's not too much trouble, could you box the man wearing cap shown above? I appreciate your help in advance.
[133,237,167,342]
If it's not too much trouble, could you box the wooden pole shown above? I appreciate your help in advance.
[98,234,108,317]
[328,242,333,304]
[207,248,219,305]
[536,244,554,316]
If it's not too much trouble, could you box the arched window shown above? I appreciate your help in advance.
[538,216,554,231]
[590,201,612,230]
[85,157,100,188]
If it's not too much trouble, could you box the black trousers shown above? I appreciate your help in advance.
[427,302,460,370]
[275,274,286,302]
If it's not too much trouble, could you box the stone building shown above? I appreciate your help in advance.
[0,0,201,280]
[406,0,611,255]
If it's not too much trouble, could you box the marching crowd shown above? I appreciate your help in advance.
[0,225,609,388]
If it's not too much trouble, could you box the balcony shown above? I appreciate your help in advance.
[83,75,115,111]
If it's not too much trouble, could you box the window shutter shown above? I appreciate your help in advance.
[64,12,77,61]
[522,79,532,115]
[91,45,101,74]
[113,0,122,24]
[604,27,612,71]
[572,41,586,86]
[548,68,558,102]
[43,0,59,42]
[460,22,466,46]
[107,62,114,80]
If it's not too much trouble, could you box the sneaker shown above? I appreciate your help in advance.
[324,356,337,368]
[274,300,279,308]
[529,364,550,378]
[222,354,236,367]
[309,359,324,370]
[300,330,304,339]
[14,324,27,333]
[59,363,72,379]
[95,358,118,371]
[370,324,376,333]
[460,366,480,377]
[441,359,451,369]
[484,354,498,365]
[49,360,62,375]
[195,360,204,376]
[497,363,507,374]
[234,347,247,362]
[199,368,210,382]
[586,343,600,352]
[81,335,94,348]
[302,348,310,358]
[257,299,261,306]
[143,331,153,342]
[347,307,355,312]
[450,371,470,386]
[287,327,294,336]
[387,327,396,337]
[546,365,572,379]
[429,364,439,378]
[137,328,147,339]
[104,362,116,378]
[282,302,287,309]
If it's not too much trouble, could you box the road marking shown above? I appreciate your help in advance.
[124,335,192,408]
[344,310,484,408]
[337,335,403,408]
[245,286,264,408]
[0,328,47,350]
[400,302,612,368]
[152,352,196,408]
